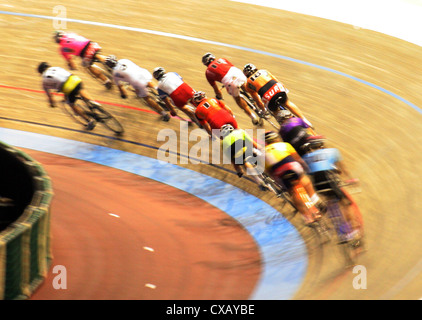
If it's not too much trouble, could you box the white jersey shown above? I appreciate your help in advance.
[42,67,71,91]
[112,59,152,98]
[157,72,183,95]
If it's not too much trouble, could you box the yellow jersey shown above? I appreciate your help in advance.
[264,142,297,172]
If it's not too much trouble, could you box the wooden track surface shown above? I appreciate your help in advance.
[1,0,422,299]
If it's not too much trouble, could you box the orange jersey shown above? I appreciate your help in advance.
[195,98,226,121]
[245,70,288,101]
[194,98,237,130]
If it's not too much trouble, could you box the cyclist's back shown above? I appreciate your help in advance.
[279,117,312,156]
[157,72,195,108]
[302,148,341,173]
[41,67,71,91]
[222,129,254,161]
[58,33,90,60]
[205,58,234,85]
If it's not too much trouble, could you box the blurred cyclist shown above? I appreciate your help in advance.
[242,63,312,127]
[301,138,361,243]
[192,91,238,138]
[37,61,96,130]
[202,52,260,125]
[278,109,318,156]
[104,55,171,122]
[263,131,325,225]
[53,30,112,90]
[221,124,268,191]
[152,67,200,126]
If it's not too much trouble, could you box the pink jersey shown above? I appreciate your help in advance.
[205,58,233,85]
[58,33,91,61]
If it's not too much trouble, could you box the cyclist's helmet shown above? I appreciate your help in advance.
[243,63,257,77]
[153,67,166,80]
[220,124,235,138]
[264,131,280,143]
[104,55,118,69]
[279,109,293,121]
[37,62,51,74]
[53,30,65,44]
[307,136,325,150]
[202,52,215,66]
[192,91,206,105]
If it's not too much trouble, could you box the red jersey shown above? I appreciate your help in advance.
[205,58,233,86]
[195,98,238,130]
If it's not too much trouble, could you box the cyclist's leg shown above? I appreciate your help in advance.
[143,88,170,121]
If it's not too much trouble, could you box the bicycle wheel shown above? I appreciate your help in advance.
[61,100,91,127]
[89,103,124,135]
[325,199,361,266]
[262,173,296,210]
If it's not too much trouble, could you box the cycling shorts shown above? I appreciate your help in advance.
[81,41,102,67]
[270,156,304,189]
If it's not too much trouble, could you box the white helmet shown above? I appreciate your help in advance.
[220,124,234,138]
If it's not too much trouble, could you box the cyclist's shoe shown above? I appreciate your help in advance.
[104,80,113,90]
[161,112,171,122]
[86,119,96,131]
[338,229,360,244]
[251,114,259,125]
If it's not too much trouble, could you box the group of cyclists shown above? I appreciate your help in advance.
[37,30,362,245]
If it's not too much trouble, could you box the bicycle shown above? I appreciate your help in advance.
[61,97,124,135]
[311,170,365,266]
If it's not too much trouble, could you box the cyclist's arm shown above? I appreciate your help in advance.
[43,87,56,107]
[67,57,77,70]
[211,82,223,100]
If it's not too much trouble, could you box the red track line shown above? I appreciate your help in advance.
[0,84,157,114]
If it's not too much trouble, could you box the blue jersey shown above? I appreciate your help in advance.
[302,148,341,173]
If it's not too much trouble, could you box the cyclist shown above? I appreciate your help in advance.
[37,62,96,130]
[242,63,313,127]
[152,67,200,126]
[301,138,361,243]
[104,55,171,122]
[263,131,325,225]
[53,30,112,90]
[192,91,238,138]
[202,52,260,125]
[221,124,268,191]
[278,110,318,156]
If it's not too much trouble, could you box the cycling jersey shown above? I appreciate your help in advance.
[302,148,342,173]
[245,70,289,109]
[222,129,254,161]
[157,72,195,108]
[279,117,312,156]
[58,33,91,61]
[264,142,297,172]
[112,59,152,98]
[206,58,246,97]
[205,58,233,85]
[42,67,72,91]
[194,98,238,130]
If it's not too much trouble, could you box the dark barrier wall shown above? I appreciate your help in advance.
[0,142,53,300]
[0,147,35,231]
